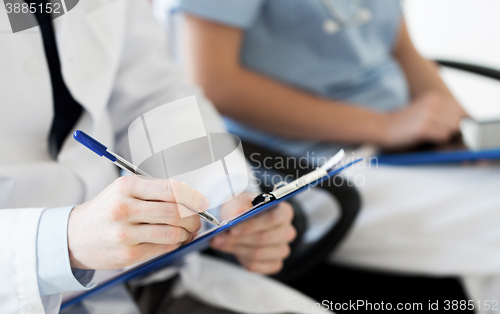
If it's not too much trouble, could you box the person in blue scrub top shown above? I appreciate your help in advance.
[174,0,500,308]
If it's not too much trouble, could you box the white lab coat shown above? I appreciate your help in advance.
[0,1,325,314]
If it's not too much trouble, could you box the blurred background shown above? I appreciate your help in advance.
[404,0,500,120]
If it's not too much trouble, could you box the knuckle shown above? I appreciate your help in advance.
[271,261,284,274]
[282,245,291,259]
[240,221,253,236]
[166,227,182,243]
[196,221,203,232]
[112,227,130,244]
[282,204,294,221]
[114,176,133,192]
[287,226,297,242]
[165,203,181,220]
[120,246,139,264]
[161,179,175,199]
[250,248,263,262]
[187,216,202,232]
[246,262,260,273]
[268,208,279,226]
[416,127,430,139]
[257,232,268,245]
[108,201,129,221]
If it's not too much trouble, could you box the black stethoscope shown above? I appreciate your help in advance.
[320,0,372,34]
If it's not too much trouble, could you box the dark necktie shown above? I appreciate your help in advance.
[32,1,83,159]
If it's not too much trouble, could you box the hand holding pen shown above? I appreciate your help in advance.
[67,172,207,269]
[73,130,220,226]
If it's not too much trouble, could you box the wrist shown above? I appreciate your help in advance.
[366,112,392,146]
[67,204,89,269]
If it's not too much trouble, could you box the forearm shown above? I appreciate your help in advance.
[183,14,465,149]
[183,14,387,145]
[207,67,387,144]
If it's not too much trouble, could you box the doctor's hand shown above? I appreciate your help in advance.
[68,176,208,270]
[210,193,296,275]
[382,90,467,148]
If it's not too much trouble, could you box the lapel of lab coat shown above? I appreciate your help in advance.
[53,0,129,200]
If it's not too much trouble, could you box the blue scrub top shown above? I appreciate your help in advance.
[179,0,409,158]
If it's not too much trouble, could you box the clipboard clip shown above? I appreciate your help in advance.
[251,150,345,206]
[251,193,276,206]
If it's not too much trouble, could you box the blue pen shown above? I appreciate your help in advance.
[73,130,220,225]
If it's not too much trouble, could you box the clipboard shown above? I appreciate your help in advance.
[61,158,361,309]
[376,148,500,165]
[376,136,500,165]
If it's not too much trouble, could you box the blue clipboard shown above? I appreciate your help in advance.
[61,159,361,309]
[376,148,500,165]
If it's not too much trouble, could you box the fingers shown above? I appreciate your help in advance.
[227,202,294,237]
[105,222,199,267]
[129,224,192,245]
[182,230,199,245]
[209,202,296,275]
[238,259,284,275]
[415,94,465,142]
[117,176,210,214]
[126,199,201,232]
[213,224,296,247]
[224,244,291,263]
[70,176,209,271]
[121,243,181,265]
[432,104,463,130]
[383,91,467,148]
[430,111,460,131]
[425,118,456,142]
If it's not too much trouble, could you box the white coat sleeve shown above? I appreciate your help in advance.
[36,206,95,295]
[0,208,45,314]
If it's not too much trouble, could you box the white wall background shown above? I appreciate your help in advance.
[404,0,500,119]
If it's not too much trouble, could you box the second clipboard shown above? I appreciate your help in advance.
[61,157,362,309]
